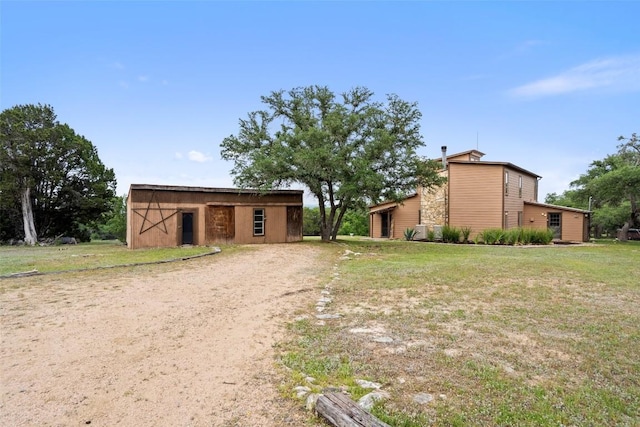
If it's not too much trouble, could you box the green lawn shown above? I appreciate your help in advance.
[281,239,640,426]
[0,240,220,276]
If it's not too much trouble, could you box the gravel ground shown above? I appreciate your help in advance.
[1,243,330,426]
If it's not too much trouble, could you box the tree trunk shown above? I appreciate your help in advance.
[619,221,630,242]
[20,187,38,245]
[331,205,349,241]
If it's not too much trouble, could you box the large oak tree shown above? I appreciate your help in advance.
[221,86,444,241]
[0,104,116,244]
[556,133,640,240]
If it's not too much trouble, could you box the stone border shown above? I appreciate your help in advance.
[0,247,221,280]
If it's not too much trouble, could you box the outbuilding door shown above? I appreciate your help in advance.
[182,212,194,245]
[206,206,235,243]
[548,212,562,240]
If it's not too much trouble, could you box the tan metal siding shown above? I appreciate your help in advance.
[522,204,589,242]
[126,187,302,248]
[233,206,289,244]
[504,167,526,229]
[561,211,589,242]
[448,163,503,237]
[391,195,421,239]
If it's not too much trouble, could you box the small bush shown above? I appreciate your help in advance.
[426,229,435,242]
[441,225,461,243]
[461,226,472,243]
[479,228,505,245]
[403,228,418,241]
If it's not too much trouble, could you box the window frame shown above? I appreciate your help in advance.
[505,171,509,196]
[518,175,523,198]
[253,208,265,236]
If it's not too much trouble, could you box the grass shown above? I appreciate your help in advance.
[280,238,640,426]
[0,240,222,276]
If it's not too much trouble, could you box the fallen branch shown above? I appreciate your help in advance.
[316,392,390,427]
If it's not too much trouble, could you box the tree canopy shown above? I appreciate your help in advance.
[0,104,116,243]
[549,133,639,239]
[221,86,444,241]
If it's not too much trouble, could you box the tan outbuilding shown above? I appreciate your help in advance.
[126,184,303,249]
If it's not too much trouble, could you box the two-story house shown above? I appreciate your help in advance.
[369,147,590,242]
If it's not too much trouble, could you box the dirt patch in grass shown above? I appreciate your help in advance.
[0,243,332,426]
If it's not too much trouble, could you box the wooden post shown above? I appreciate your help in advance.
[316,392,391,427]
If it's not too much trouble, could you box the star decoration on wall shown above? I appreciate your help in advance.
[132,190,180,235]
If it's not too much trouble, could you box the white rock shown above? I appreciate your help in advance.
[294,386,311,398]
[306,393,320,411]
[358,391,390,410]
[316,313,341,319]
[355,379,382,389]
[373,336,393,343]
[413,392,434,405]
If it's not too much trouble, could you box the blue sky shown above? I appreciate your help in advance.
[2,1,639,206]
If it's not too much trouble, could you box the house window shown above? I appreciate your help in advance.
[518,175,523,198]
[253,208,265,236]
[505,171,509,196]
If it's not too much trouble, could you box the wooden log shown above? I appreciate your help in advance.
[316,392,391,427]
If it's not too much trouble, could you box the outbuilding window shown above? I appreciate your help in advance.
[253,208,265,236]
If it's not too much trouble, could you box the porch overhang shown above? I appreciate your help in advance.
[369,204,397,214]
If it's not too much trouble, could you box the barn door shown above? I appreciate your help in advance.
[286,206,302,241]
[182,212,194,245]
[206,206,235,243]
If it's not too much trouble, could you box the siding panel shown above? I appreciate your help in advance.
[448,163,503,238]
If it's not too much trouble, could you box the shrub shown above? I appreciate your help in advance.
[442,225,461,243]
[477,227,554,245]
[403,228,418,241]
[426,229,435,242]
[461,226,472,243]
[479,228,505,245]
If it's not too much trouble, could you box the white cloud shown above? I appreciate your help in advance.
[509,54,640,98]
[118,80,129,89]
[111,61,125,70]
[175,152,183,159]
[138,75,149,82]
[187,150,213,163]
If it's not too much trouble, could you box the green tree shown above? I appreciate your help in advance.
[0,104,116,244]
[303,207,322,236]
[94,195,127,242]
[337,208,369,236]
[568,133,640,240]
[221,86,444,242]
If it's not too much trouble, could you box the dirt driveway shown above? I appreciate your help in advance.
[1,243,331,426]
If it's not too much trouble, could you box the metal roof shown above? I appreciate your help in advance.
[129,184,304,195]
